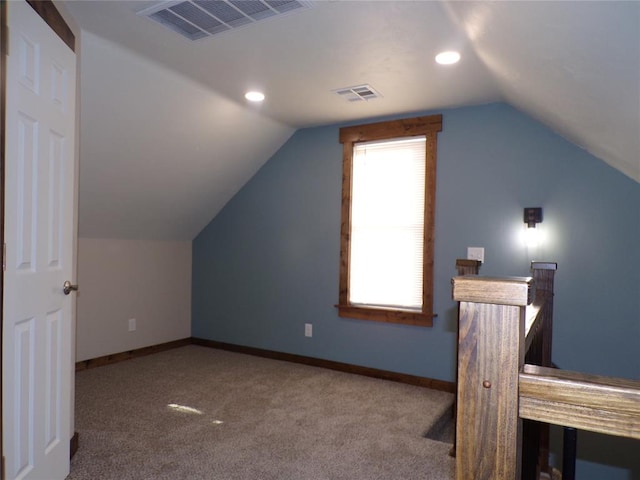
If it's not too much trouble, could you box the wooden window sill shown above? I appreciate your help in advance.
[336,305,434,327]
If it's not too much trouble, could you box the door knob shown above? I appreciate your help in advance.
[63,281,78,295]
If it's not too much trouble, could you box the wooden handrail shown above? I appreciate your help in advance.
[524,299,544,348]
[520,364,640,439]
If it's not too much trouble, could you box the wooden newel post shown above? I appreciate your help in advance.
[452,276,534,480]
[527,262,558,478]
[456,259,482,277]
[450,259,482,457]
[530,262,557,369]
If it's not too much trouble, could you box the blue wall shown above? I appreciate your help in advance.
[192,103,639,478]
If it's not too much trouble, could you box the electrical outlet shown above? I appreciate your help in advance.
[305,323,312,337]
[128,318,136,332]
[467,247,485,263]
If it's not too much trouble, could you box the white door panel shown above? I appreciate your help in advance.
[3,1,76,479]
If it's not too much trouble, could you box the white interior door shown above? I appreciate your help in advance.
[3,1,76,479]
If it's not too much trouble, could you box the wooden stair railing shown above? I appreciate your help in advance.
[452,265,640,480]
[519,365,640,439]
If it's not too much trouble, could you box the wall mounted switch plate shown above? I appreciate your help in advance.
[467,247,485,263]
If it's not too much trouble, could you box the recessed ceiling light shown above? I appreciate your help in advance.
[435,51,461,65]
[245,91,265,102]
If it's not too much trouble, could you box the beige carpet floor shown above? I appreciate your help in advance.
[69,345,455,480]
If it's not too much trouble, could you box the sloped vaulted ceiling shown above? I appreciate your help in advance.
[61,0,640,241]
[77,30,294,240]
[444,1,640,183]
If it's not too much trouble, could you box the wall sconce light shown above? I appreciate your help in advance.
[523,207,543,247]
[524,207,542,228]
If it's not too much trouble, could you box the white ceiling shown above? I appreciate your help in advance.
[59,0,640,241]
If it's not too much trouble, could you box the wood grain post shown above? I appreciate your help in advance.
[452,276,533,480]
[456,259,482,277]
[530,262,557,369]
[527,262,557,477]
[450,260,482,457]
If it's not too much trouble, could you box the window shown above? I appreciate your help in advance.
[337,115,442,326]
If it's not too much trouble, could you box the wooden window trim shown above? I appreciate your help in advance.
[337,115,443,327]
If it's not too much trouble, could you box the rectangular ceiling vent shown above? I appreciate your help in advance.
[333,84,383,102]
[138,0,312,41]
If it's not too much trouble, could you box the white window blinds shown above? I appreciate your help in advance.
[349,136,426,311]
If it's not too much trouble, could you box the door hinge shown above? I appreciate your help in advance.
[3,243,6,271]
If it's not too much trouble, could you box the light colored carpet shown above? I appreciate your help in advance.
[69,345,455,480]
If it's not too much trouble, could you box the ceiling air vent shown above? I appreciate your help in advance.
[138,0,313,41]
[333,84,383,102]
